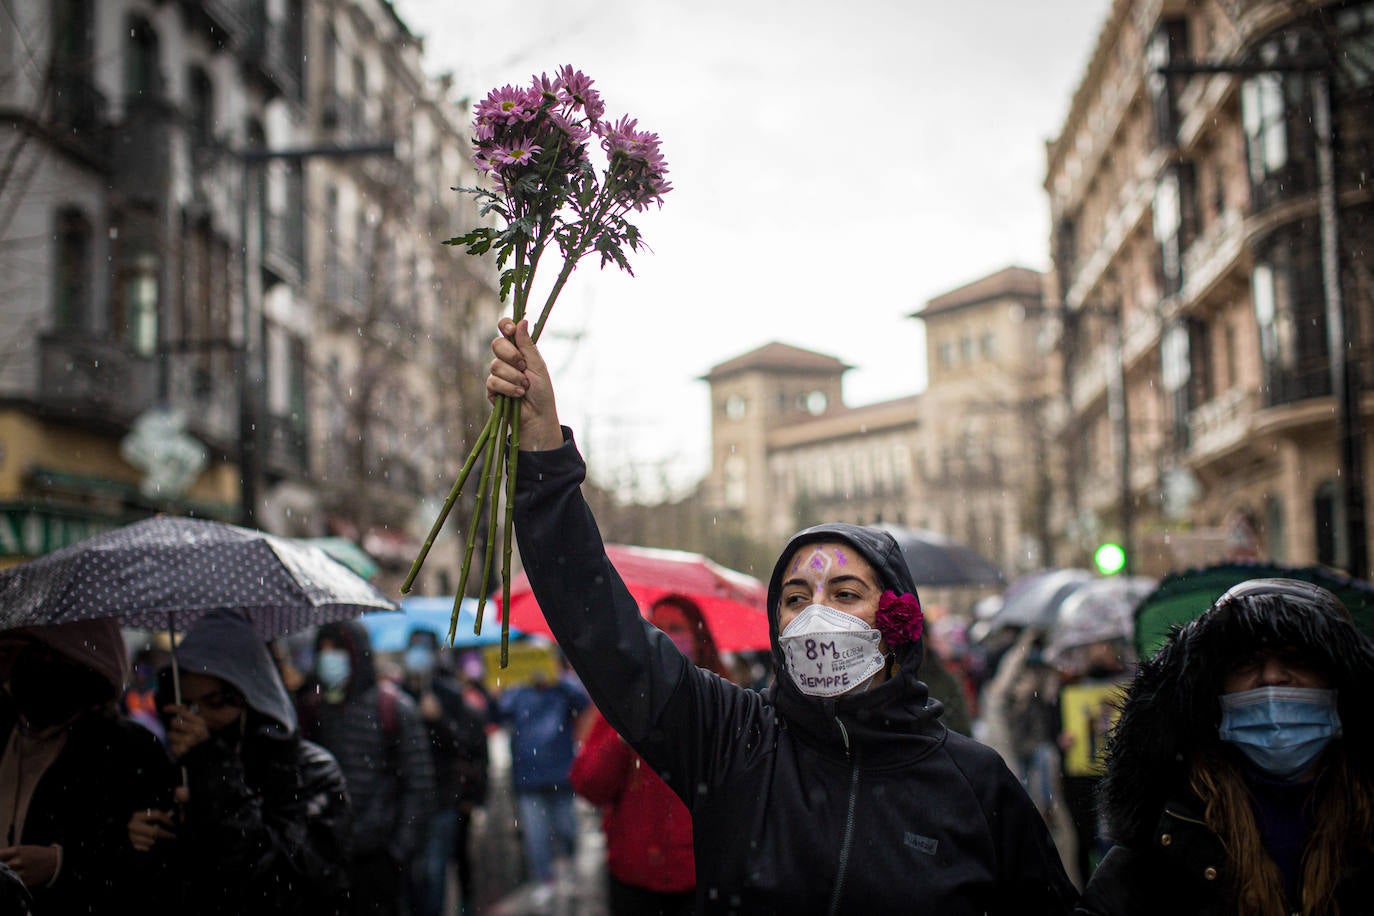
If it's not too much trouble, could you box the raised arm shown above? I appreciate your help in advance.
[486,321,770,803]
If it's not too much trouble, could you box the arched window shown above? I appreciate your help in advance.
[53,208,92,329]
[125,16,162,101]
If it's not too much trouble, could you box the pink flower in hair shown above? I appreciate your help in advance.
[875,591,924,647]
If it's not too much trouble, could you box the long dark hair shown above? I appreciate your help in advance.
[1191,745,1374,916]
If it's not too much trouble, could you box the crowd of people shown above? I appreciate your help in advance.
[485,315,1374,915]
[0,316,1370,916]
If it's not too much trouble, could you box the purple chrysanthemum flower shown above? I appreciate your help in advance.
[598,115,641,158]
[546,109,592,146]
[555,65,605,122]
[474,84,539,127]
[495,139,542,166]
[530,71,559,104]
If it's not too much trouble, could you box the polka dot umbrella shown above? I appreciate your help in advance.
[0,515,397,699]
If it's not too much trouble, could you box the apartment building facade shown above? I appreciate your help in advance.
[0,0,499,590]
[911,266,1058,575]
[701,266,1056,581]
[1046,0,1374,576]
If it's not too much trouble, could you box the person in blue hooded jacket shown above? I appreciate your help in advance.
[484,318,1077,915]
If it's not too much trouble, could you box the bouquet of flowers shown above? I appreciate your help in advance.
[402,66,671,665]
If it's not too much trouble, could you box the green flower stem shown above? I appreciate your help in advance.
[450,396,508,641]
[472,408,509,637]
[499,405,521,669]
[401,407,499,594]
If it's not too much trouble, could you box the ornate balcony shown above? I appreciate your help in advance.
[39,333,156,425]
[1187,388,1259,462]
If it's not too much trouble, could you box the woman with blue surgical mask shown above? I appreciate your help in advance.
[1077,578,1374,916]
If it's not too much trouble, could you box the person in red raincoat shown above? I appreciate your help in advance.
[571,597,725,916]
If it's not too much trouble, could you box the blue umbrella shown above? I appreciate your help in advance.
[361,596,522,652]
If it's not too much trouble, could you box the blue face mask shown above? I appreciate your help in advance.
[315,649,352,692]
[404,647,436,676]
[1219,686,1342,781]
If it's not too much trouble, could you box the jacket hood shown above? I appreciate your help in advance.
[312,618,378,697]
[1101,577,1374,847]
[765,523,942,760]
[171,609,298,738]
[0,619,129,702]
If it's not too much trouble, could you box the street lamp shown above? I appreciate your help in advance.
[1159,58,1367,579]
[237,142,395,528]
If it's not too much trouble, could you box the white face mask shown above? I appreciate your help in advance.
[779,604,886,697]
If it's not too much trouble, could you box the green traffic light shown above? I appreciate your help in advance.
[1094,542,1127,575]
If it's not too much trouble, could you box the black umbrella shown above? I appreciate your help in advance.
[876,524,1005,587]
[994,568,1097,629]
[0,515,397,701]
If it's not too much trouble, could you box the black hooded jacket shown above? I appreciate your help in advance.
[162,610,352,916]
[513,431,1076,915]
[1077,579,1374,915]
[297,619,434,862]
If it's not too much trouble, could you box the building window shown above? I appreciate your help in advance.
[188,67,214,148]
[937,341,955,368]
[1241,71,1316,210]
[1264,493,1285,562]
[245,119,267,249]
[1146,18,1190,147]
[1154,162,1197,297]
[125,16,162,101]
[1252,227,1328,405]
[112,208,160,356]
[53,208,92,329]
[323,187,340,301]
[800,390,827,416]
[980,333,996,359]
[179,215,231,345]
[288,334,308,422]
[51,0,97,128]
[723,455,746,508]
[960,336,974,363]
[1161,319,1211,451]
[1313,480,1347,571]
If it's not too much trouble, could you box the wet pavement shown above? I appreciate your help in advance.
[464,731,609,916]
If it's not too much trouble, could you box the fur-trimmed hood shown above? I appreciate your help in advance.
[1101,577,1374,847]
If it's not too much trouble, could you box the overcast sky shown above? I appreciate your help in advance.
[390,0,1111,498]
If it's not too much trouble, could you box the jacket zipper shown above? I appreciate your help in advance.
[827,717,859,916]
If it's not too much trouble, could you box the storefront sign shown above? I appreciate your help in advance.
[0,507,118,558]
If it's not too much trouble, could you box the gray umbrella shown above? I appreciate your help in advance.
[994,568,1097,629]
[0,515,395,636]
[876,524,1006,587]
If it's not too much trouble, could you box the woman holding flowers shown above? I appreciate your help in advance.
[483,319,1077,914]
